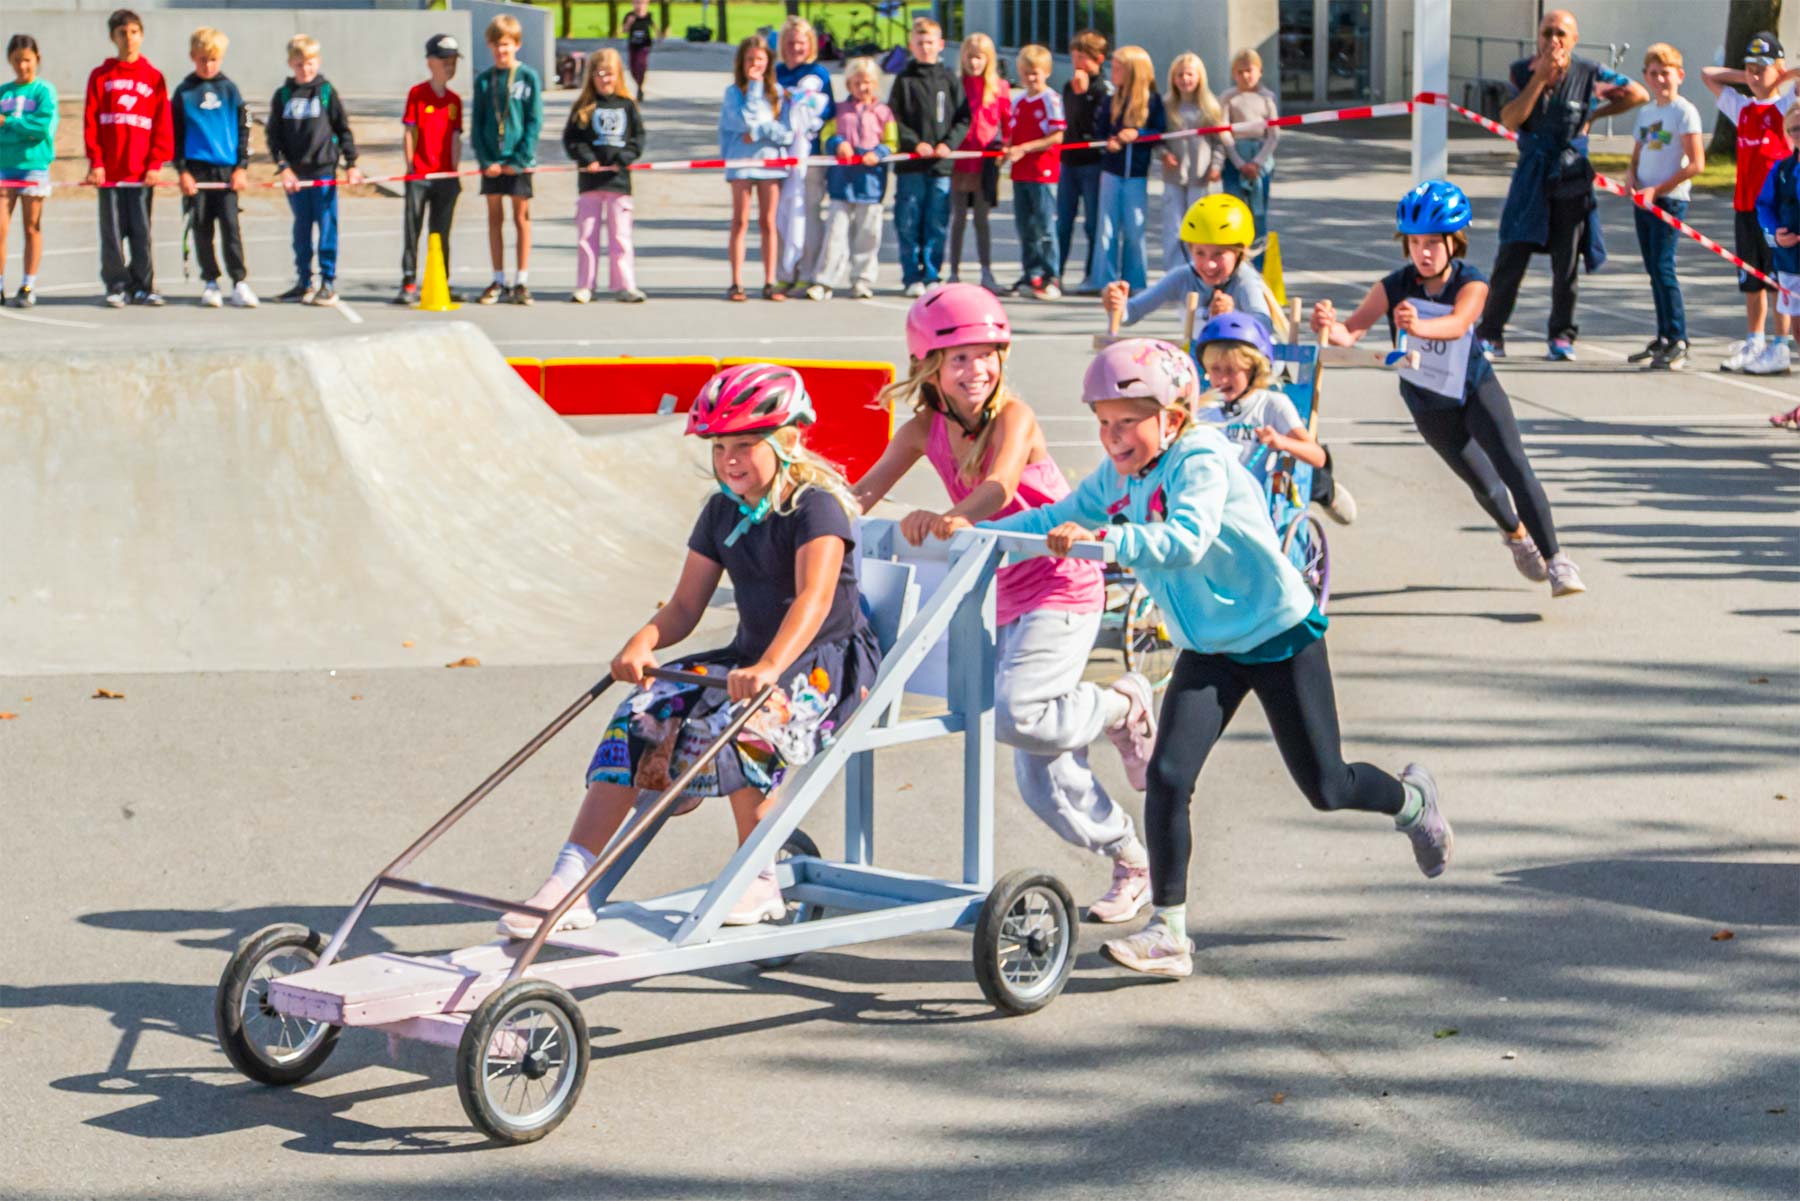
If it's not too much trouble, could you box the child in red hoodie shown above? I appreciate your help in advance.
[83,8,172,306]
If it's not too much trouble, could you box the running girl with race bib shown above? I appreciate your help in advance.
[1311,180,1586,598]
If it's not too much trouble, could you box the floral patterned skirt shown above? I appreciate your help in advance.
[586,628,881,800]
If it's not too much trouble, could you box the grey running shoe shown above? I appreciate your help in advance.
[1628,337,1667,364]
[309,281,338,306]
[1102,918,1194,977]
[1547,552,1586,597]
[1505,532,1548,583]
[1397,763,1452,878]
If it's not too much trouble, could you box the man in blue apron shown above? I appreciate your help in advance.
[1476,10,1646,361]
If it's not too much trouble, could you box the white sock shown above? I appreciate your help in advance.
[516,270,530,285]
[1395,781,1425,828]
[492,269,506,285]
[549,841,598,891]
[0,276,7,293]
[1116,836,1148,869]
[1154,903,1187,944]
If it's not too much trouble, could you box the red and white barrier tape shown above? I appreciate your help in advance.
[9,87,1785,302]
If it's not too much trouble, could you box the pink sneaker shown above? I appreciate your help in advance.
[723,867,786,926]
[496,876,597,941]
[1105,671,1158,791]
[1087,859,1151,924]
[1101,919,1194,978]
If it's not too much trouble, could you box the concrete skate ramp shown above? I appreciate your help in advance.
[1,324,718,674]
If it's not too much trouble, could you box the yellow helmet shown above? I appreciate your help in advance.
[1179,194,1256,247]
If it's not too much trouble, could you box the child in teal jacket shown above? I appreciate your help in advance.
[0,34,57,306]
[949,338,1453,980]
[470,15,543,304]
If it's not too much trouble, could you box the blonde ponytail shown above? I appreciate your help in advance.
[768,426,860,522]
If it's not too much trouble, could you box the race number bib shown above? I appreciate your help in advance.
[1397,298,1473,400]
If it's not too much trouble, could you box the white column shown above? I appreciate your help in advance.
[1411,0,1450,181]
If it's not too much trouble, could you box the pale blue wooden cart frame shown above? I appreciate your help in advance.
[270,526,1111,1041]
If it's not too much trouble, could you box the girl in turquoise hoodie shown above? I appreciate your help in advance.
[946,338,1453,979]
[0,35,57,307]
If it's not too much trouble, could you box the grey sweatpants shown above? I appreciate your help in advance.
[816,199,883,292]
[996,608,1138,858]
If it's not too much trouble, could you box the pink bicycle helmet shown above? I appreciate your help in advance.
[686,362,816,438]
[904,283,1012,361]
[1082,338,1199,409]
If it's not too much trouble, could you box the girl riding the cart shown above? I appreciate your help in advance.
[497,362,881,939]
[961,337,1454,980]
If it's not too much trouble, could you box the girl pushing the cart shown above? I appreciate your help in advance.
[854,283,1162,925]
[497,362,881,939]
[945,337,1454,979]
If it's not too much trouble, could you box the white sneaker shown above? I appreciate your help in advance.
[1321,481,1358,525]
[850,281,875,299]
[569,287,593,304]
[103,291,127,308]
[1721,338,1758,373]
[1505,532,1548,583]
[1104,671,1158,791]
[723,868,786,926]
[1101,918,1194,978]
[1547,552,1586,597]
[805,283,831,301]
[903,281,926,298]
[496,875,597,940]
[229,280,258,308]
[1745,340,1792,376]
[200,282,223,308]
[1039,281,1063,300]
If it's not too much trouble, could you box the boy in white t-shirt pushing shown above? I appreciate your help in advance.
[1625,44,1704,370]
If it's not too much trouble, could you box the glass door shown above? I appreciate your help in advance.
[1279,0,1375,106]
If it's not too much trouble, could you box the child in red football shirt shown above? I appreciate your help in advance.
[395,33,463,304]
[1703,31,1799,374]
[82,8,172,306]
[1006,44,1065,299]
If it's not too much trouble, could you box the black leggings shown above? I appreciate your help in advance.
[1410,376,1560,557]
[1145,636,1404,908]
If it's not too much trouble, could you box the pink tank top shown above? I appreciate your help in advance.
[925,412,1106,627]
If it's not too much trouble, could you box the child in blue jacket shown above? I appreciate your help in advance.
[1757,104,1800,428]
[944,338,1452,979]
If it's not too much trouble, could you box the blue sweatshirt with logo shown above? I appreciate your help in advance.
[172,73,248,169]
[982,429,1315,655]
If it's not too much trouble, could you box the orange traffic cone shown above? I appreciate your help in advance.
[420,232,459,311]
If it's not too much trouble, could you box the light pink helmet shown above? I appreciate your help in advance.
[686,363,816,438]
[905,283,1012,361]
[1082,338,1199,410]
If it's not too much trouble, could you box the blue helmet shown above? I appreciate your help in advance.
[1193,311,1275,364]
[1396,179,1472,235]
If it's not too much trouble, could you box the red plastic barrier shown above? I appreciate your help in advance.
[506,358,543,397]
[719,357,894,480]
[540,357,719,416]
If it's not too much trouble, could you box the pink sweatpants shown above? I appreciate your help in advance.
[575,190,636,292]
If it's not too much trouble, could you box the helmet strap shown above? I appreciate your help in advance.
[718,431,790,547]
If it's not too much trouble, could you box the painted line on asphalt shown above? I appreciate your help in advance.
[0,305,101,329]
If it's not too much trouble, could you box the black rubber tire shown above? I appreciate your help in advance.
[753,827,823,970]
[214,923,342,1086]
[972,870,1078,1016]
[456,980,590,1145]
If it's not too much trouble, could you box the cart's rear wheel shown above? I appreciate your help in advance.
[214,923,341,1086]
[457,980,589,1145]
[1282,512,1331,612]
[973,870,1077,1016]
[754,827,822,970]
[1122,583,1178,690]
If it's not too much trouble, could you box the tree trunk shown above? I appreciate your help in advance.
[1711,0,1784,159]
[607,0,620,39]
[719,0,730,43]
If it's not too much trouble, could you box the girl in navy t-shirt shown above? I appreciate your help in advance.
[497,363,879,940]
[1311,180,1585,598]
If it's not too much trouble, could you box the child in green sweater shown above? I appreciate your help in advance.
[0,34,58,307]
[471,14,543,304]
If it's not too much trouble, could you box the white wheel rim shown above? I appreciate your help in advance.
[241,946,329,1066]
[481,1001,580,1130]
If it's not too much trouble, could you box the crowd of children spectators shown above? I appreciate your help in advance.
[4,8,1800,411]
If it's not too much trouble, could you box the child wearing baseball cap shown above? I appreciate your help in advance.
[394,33,463,304]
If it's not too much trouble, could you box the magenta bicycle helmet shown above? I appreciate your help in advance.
[686,362,816,438]
[904,283,1012,361]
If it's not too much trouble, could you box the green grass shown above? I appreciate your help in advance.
[1587,152,1738,194]
[531,2,908,45]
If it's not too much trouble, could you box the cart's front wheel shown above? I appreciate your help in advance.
[214,923,341,1086]
[457,980,589,1144]
[754,827,822,970]
[973,870,1077,1016]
